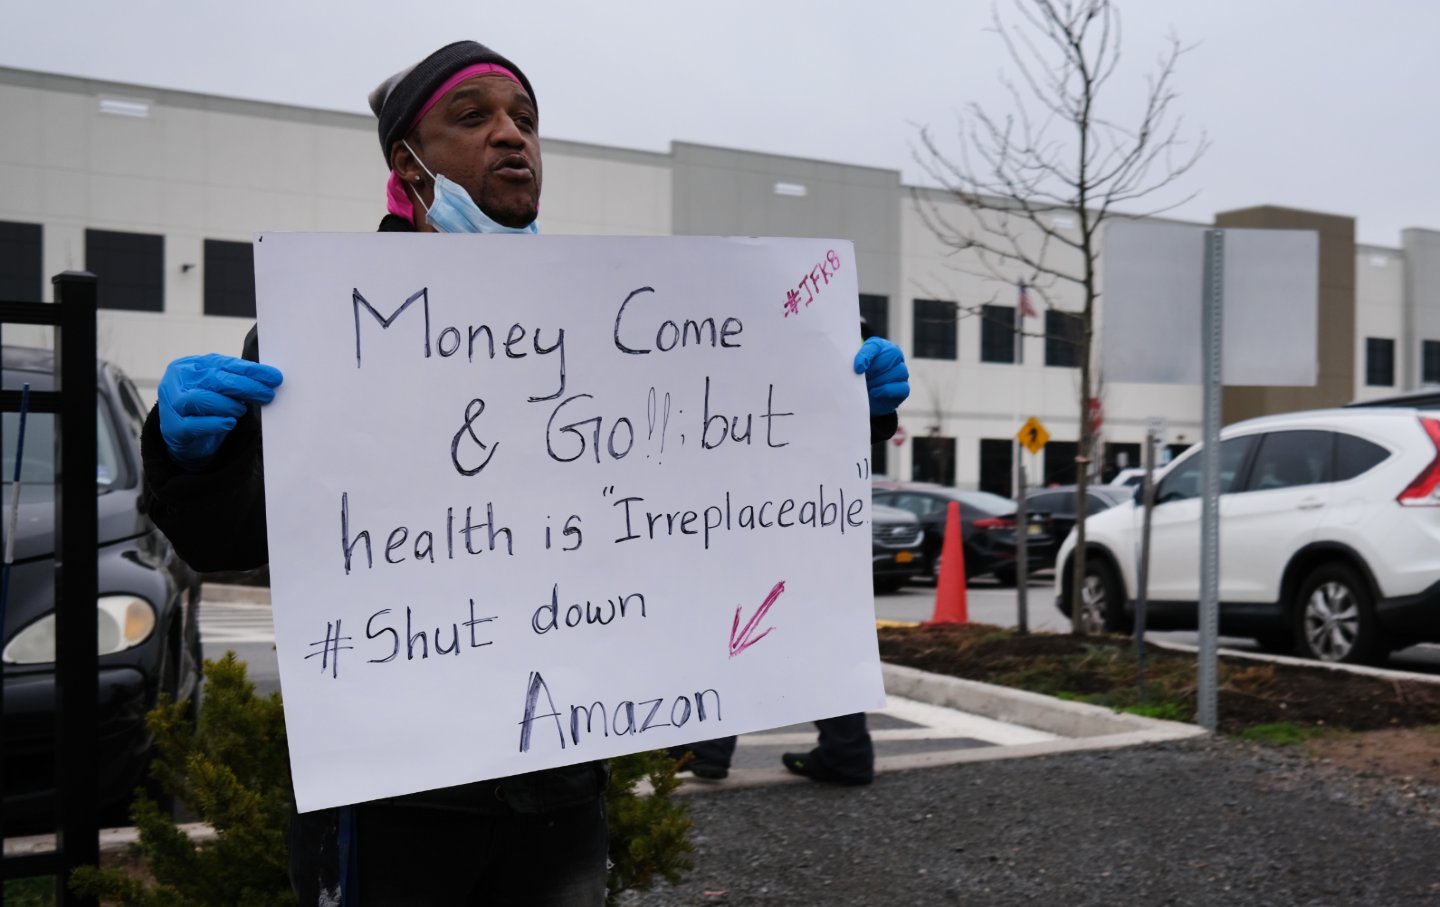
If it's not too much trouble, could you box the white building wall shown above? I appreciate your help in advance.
[1353,245,1406,401]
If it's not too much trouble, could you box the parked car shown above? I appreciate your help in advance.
[872,503,925,594]
[1054,406,1440,664]
[873,481,1051,584]
[2,346,202,831]
[1025,484,1134,570]
[1108,467,1146,488]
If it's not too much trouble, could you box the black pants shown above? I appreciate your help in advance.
[288,796,608,906]
[679,711,874,783]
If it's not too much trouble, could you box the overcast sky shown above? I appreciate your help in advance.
[3,0,1434,246]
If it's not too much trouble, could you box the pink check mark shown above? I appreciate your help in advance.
[729,580,785,658]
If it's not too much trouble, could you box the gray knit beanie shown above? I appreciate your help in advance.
[368,40,537,161]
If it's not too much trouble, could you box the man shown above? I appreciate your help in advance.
[143,40,909,905]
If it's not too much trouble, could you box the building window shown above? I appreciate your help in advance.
[978,438,1013,497]
[1045,310,1083,368]
[1043,440,1078,486]
[912,436,956,485]
[980,305,1017,364]
[1365,337,1395,387]
[0,221,43,303]
[913,299,957,360]
[1103,442,1142,482]
[204,239,257,318]
[86,229,163,312]
[1423,340,1440,385]
[871,438,888,479]
[858,294,889,339]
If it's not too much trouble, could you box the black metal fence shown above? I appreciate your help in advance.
[1,272,100,907]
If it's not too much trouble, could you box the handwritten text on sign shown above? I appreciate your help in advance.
[253,234,884,813]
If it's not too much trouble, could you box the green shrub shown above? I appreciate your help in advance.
[605,750,696,906]
[71,654,693,905]
[71,653,294,906]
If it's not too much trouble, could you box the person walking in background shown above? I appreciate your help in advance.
[673,318,909,786]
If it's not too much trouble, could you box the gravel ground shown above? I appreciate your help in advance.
[617,737,1440,906]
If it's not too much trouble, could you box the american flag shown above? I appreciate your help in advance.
[1017,281,1038,319]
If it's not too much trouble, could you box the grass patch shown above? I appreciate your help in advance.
[1121,701,1192,722]
[1237,722,1322,746]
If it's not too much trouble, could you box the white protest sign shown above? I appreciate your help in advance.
[253,234,884,813]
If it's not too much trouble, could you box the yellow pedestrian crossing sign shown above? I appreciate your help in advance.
[1018,417,1050,454]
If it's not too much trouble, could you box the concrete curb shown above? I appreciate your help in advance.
[680,663,1205,792]
[880,662,1201,739]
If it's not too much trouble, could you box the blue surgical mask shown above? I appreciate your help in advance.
[404,140,539,235]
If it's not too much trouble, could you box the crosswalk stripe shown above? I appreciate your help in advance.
[201,603,276,644]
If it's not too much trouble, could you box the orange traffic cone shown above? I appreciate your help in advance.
[928,501,968,624]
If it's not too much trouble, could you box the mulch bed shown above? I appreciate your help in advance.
[877,623,1440,735]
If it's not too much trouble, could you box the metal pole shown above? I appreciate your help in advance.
[1015,462,1029,634]
[1135,427,1157,703]
[1197,231,1224,732]
[53,271,100,907]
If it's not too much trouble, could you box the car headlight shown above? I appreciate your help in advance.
[2,595,157,665]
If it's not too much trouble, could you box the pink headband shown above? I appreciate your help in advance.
[385,64,527,222]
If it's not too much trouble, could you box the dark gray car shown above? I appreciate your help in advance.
[2,346,202,831]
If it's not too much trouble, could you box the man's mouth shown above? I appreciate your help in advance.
[492,154,533,182]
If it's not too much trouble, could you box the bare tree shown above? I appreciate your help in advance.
[913,0,1206,634]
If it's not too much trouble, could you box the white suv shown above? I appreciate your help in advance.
[1054,407,1440,664]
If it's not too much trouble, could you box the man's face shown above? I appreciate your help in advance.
[405,75,542,229]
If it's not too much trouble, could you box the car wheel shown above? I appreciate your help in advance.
[1076,560,1127,635]
[993,567,1018,587]
[1292,564,1382,664]
[874,576,907,595]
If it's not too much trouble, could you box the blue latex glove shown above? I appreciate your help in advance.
[158,354,283,469]
[853,337,909,416]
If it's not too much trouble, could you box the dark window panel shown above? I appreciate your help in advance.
[1045,310,1083,368]
[1043,440,1078,486]
[980,305,1017,364]
[1103,442,1142,481]
[1365,337,1395,387]
[912,436,956,485]
[204,239,257,318]
[978,438,1013,497]
[912,299,957,360]
[870,438,888,479]
[86,229,163,312]
[1156,436,1257,504]
[0,220,43,303]
[858,294,889,339]
[1244,430,1333,492]
[1422,340,1440,385]
[1333,433,1389,482]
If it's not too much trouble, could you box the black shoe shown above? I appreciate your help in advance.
[688,761,729,780]
[781,751,872,786]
